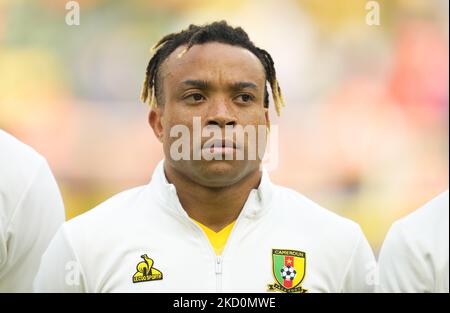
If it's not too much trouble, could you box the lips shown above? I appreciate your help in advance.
[202,138,239,153]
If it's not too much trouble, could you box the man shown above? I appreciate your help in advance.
[0,130,65,292]
[34,21,375,292]
[377,190,449,293]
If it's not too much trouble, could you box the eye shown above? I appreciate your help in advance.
[236,94,254,103]
[185,93,206,102]
[192,93,205,101]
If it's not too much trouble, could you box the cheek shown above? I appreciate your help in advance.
[165,104,208,128]
[161,109,196,141]
[259,110,267,124]
[241,107,267,126]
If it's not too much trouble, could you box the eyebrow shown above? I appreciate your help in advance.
[180,80,258,91]
[230,82,257,91]
[181,80,209,89]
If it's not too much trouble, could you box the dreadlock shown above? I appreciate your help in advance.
[140,21,285,116]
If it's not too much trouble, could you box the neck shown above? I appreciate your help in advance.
[164,163,262,232]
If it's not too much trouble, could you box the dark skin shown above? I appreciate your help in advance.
[149,42,269,232]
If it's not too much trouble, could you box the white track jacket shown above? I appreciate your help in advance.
[34,160,375,293]
[0,130,65,291]
[377,190,449,293]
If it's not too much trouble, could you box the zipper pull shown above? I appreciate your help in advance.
[215,256,222,274]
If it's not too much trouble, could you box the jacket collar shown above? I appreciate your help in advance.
[148,159,274,220]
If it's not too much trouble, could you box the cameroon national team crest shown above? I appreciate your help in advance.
[132,254,163,283]
[267,249,307,293]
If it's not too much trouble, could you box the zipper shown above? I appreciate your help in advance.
[212,190,257,292]
[171,186,257,293]
[168,186,220,291]
[189,212,245,293]
[215,256,222,292]
[184,217,222,292]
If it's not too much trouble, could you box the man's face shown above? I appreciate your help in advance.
[150,42,269,188]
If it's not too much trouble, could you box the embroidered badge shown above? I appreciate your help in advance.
[267,249,307,293]
[132,254,163,283]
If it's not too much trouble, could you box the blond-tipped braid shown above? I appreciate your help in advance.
[271,80,285,116]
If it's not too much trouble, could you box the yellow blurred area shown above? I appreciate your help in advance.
[0,0,448,253]
[0,48,67,125]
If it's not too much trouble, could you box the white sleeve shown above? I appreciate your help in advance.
[340,227,377,293]
[33,225,87,293]
[376,223,432,293]
[0,160,65,292]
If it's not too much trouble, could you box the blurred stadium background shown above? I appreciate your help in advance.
[0,0,448,253]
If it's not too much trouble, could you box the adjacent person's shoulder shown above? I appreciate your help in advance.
[386,190,448,249]
[377,190,449,292]
[0,129,47,177]
[393,190,448,232]
[0,130,49,217]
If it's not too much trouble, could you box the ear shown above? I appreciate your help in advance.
[149,107,164,143]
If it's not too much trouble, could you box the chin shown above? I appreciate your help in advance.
[196,160,245,187]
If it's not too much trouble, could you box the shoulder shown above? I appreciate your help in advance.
[269,184,375,292]
[65,185,149,234]
[0,130,50,221]
[395,190,448,232]
[268,184,370,263]
[0,130,47,181]
[272,184,363,237]
[386,190,449,249]
[0,130,45,170]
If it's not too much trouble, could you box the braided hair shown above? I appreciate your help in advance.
[141,21,285,116]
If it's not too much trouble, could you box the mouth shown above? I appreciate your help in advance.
[202,139,239,154]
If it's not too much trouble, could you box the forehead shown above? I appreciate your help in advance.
[159,42,266,87]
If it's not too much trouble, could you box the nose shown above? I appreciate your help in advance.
[205,98,237,128]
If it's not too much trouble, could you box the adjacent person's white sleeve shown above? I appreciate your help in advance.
[0,159,65,292]
[33,224,87,292]
[340,227,377,293]
[376,223,432,292]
